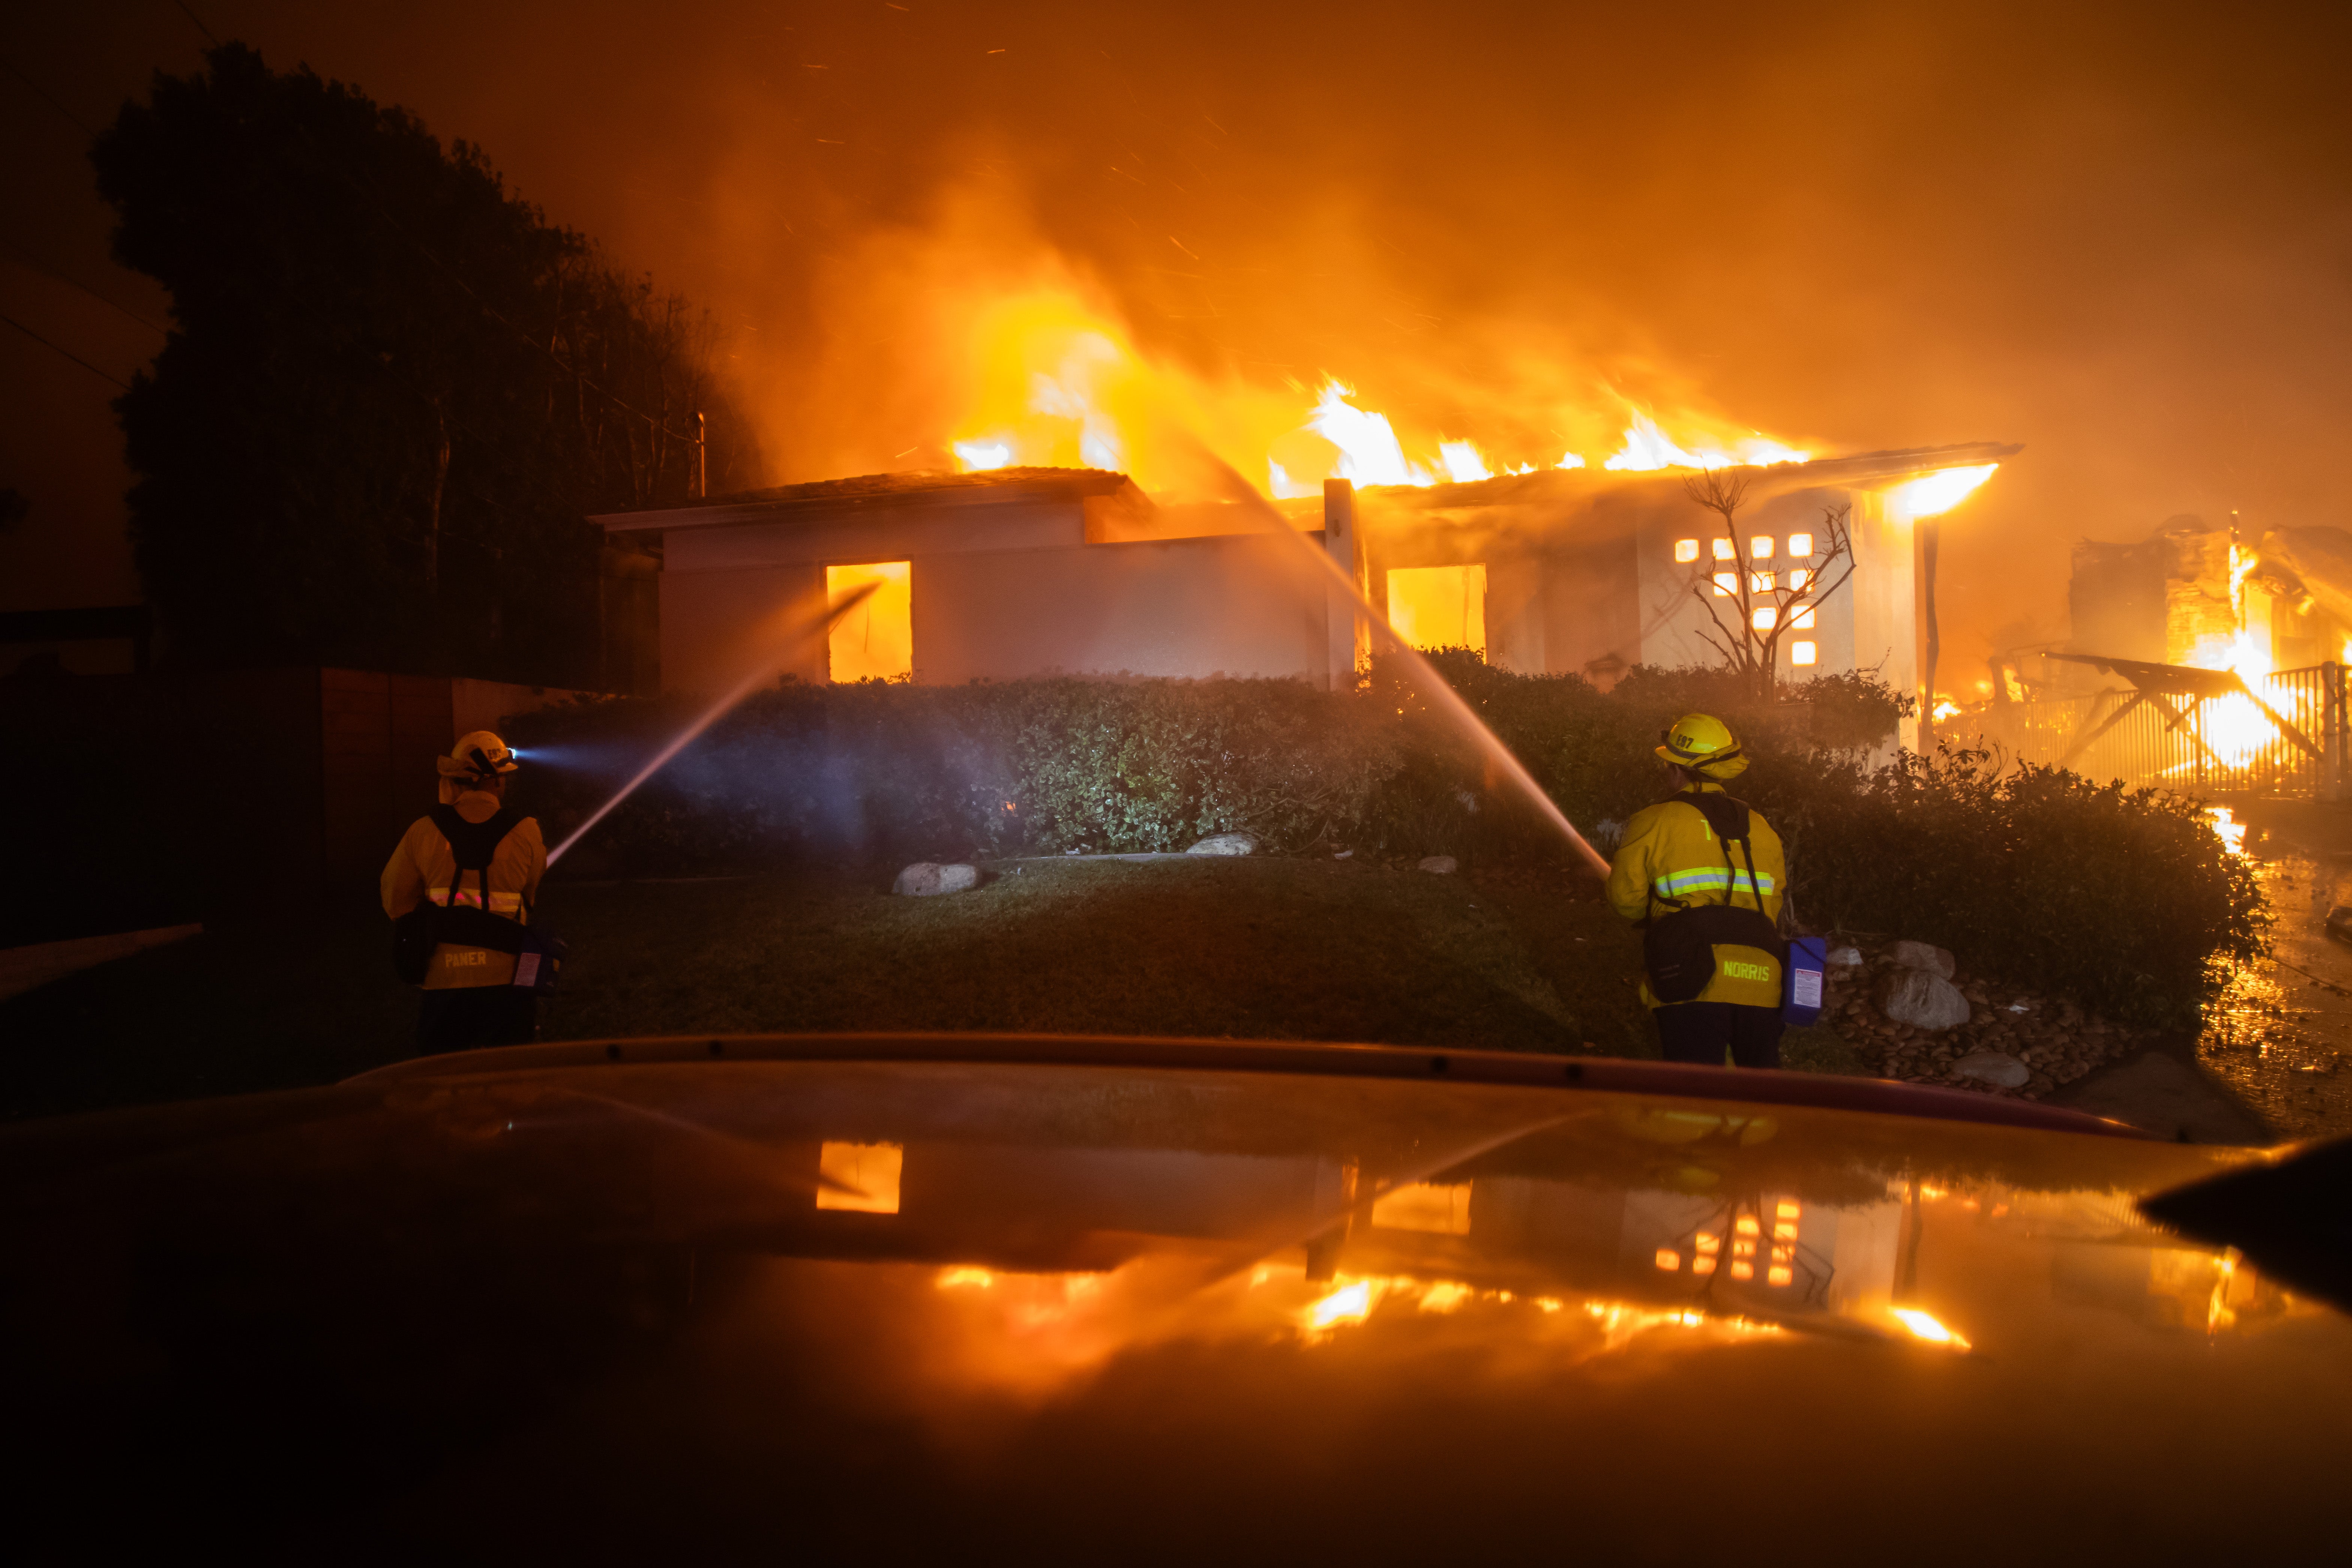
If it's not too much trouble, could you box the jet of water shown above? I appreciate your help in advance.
[1197,451,1614,879]
[545,581,880,868]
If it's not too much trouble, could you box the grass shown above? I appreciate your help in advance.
[0,855,1857,1123]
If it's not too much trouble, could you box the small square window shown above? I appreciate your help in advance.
[1790,640,1818,666]
[1750,535,1774,559]
[1788,567,1810,592]
[1655,1248,1681,1271]
[1793,606,1816,629]
[1712,537,1736,561]
[1674,538,1700,563]
[1751,571,1774,592]
[1712,572,1736,596]
[1788,532,1814,557]
[1751,605,1776,631]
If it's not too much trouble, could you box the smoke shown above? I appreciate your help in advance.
[18,0,2352,676]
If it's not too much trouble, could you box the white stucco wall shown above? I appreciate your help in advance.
[1846,489,1920,750]
[653,496,1343,694]
[1634,485,1865,682]
[912,533,1335,685]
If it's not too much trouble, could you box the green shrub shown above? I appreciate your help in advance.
[506,659,2263,1025]
[1788,747,2268,1028]
[508,676,1400,871]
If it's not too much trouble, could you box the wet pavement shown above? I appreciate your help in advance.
[2188,851,2352,1142]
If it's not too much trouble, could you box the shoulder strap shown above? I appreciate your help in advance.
[1676,792,1770,913]
[1677,791,1751,845]
[429,804,519,915]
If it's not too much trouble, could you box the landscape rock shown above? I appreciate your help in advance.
[1417,855,1459,874]
[1826,945,1865,970]
[893,862,979,897]
[1876,967,1972,1031]
[1186,831,1261,856]
[1949,1049,2032,1088]
[1887,940,1957,978]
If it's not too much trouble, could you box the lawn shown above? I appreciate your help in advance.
[0,855,1858,1122]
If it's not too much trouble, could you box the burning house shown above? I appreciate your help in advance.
[593,441,2016,752]
[1968,514,2352,798]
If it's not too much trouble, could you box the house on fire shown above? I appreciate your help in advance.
[591,441,2017,750]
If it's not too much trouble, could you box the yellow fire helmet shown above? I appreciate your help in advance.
[1655,712,1749,780]
[441,729,521,786]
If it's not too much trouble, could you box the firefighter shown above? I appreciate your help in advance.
[382,730,547,1054]
[1605,712,1790,1069]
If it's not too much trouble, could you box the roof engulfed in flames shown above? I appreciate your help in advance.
[941,288,1819,500]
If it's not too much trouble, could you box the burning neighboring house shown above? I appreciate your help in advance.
[1974,515,2352,798]
[591,441,2015,751]
[2064,514,2345,676]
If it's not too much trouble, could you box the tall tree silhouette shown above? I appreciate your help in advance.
[94,43,755,682]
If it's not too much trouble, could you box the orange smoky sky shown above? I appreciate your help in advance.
[4,0,2350,673]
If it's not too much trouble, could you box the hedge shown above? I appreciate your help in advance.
[506,656,2265,1027]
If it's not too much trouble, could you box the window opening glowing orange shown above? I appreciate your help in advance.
[1386,564,1486,653]
[827,561,912,683]
[817,1141,904,1213]
[1370,1181,1473,1235]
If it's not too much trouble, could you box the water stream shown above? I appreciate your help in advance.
[1204,457,1614,879]
[544,581,878,868]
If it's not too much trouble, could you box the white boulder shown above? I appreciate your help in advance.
[1826,945,1865,970]
[1888,940,1957,978]
[1877,967,1971,1031]
[1950,1050,2031,1088]
[893,862,980,897]
[1417,855,1459,874]
[1186,832,1261,856]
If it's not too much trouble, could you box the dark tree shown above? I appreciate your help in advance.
[93,43,755,684]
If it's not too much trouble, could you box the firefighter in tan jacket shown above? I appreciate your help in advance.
[1606,712,1789,1069]
[382,731,547,1054]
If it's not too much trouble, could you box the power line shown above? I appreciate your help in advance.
[0,237,169,335]
[174,3,221,46]
[0,311,132,389]
[0,57,95,138]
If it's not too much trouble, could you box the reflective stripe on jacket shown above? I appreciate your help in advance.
[380,791,546,990]
[1606,783,1788,1009]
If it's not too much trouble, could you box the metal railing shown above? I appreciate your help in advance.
[1958,662,2349,799]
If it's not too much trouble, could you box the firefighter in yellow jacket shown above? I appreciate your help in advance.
[1606,712,1789,1069]
[381,730,548,1054]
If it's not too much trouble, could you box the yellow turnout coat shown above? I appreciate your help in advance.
[1606,782,1787,1009]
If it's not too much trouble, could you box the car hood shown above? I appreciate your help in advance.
[4,1034,2345,1558]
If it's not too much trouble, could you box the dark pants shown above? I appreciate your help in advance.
[416,985,538,1055]
[1655,1001,1784,1069]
